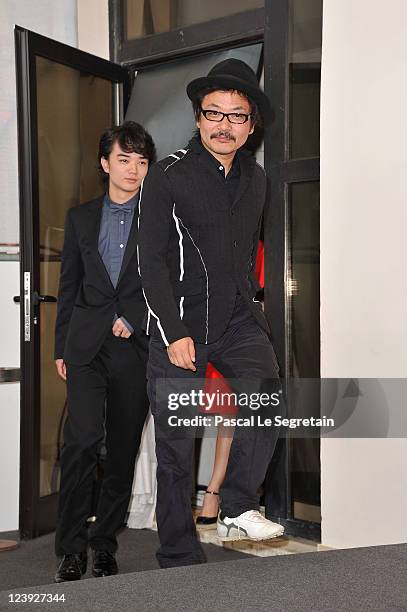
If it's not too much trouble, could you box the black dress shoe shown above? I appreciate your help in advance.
[55,552,87,583]
[196,489,219,527]
[92,550,118,577]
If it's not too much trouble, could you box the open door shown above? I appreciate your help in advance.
[15,26,130,538]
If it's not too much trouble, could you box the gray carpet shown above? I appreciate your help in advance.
[1,543,406,612]
[0,527,253,592]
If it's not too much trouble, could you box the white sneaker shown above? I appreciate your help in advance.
[217,510,284,542]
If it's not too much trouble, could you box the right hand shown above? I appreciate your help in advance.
[167,337,196,371]
[55,359,67,381]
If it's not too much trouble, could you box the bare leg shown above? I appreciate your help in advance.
[198,425,233,518]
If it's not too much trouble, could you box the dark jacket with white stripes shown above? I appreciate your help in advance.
[137,136,269,346]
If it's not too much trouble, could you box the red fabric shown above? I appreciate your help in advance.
[255,240,265,288]
[202,240,265,414]
[199,369,239,414]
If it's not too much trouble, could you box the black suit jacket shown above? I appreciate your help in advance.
[138,136,268,346]
[54,195,146,365]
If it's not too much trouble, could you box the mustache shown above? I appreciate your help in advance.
[210,130,236,141]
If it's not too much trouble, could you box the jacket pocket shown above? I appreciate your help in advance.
[171,277,204,296]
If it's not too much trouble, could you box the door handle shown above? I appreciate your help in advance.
[13,273,56,342]
[13,293,57,304]
[33,292,57,305]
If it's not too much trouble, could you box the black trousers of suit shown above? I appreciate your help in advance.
[147,294,282,568]
[55,331,149,557]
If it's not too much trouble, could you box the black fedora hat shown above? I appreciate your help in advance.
[186,58,271,120]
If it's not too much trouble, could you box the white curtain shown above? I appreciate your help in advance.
[127,412,157,529]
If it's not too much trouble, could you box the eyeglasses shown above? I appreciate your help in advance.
[200,109,252,124]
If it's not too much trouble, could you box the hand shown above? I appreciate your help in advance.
[112,318,132,338]
[167,337,196,371]
[55,359,67,381]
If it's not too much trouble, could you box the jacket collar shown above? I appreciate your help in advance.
[85,193,139,289]
[187,136,255,208]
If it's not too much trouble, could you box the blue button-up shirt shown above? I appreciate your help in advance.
[98,192,139,333]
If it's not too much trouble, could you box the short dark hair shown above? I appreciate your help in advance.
[98,121,156,183]
[191,86,261,127]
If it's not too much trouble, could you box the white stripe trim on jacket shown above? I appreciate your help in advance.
[137,178,169,345]
[177,216,209,344]
[172,204,185,319]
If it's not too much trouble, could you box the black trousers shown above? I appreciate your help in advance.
[55,332,149,557]
[147,294,281,568]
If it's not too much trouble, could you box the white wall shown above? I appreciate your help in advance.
[320,0,407,547]
[77,0,109,59]
[0,263,20,531]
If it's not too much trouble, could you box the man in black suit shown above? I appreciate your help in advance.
[54,121,155,582]
[138,59,284,569]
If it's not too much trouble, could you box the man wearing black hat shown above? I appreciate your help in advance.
[138,59,284,568]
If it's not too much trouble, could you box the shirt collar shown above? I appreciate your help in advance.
[104,191,139,212]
